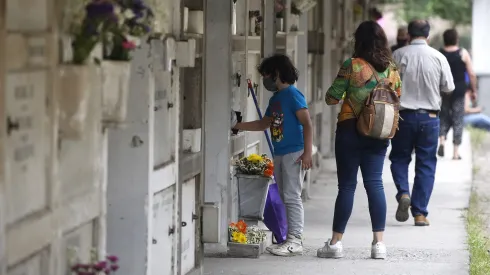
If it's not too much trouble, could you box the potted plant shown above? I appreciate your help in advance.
[228,220,268,258]
[100,0,154,127]
[234,154,274,220]
[59,0,114,139]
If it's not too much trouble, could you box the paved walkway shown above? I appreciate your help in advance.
[204,131,472,275]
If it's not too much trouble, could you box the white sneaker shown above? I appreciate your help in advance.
[269,235,303,256]
[371,242,387,259]
[265,243,281,253]
[317,239,344,258]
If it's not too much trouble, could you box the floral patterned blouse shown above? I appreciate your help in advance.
[325,58,402,122]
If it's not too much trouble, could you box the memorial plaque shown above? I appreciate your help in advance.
[27,35,50,68]
[181,179,196,274]
[6,34,52,70]
[4,71,47,224]
[6,0,49,31]
[6,34,28,70]
[153,71,175,166]
[152,187,175,275]
[6,249,49,275]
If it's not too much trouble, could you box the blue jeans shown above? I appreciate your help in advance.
[464,113,490,131]
[389,110,439,217]
[333,119,388,233]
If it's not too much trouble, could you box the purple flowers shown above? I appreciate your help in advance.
[85,0,115,17]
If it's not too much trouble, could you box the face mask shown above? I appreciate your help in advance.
[397,39,408,46]
[262,77,278,92]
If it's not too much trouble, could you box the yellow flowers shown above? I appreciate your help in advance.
[235,153,274,176]
[231,231,248,244]
[229,220,266,245]
[229,220,248,244]
[246,154,263,162]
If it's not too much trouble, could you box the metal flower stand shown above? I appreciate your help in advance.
[236,174,271,220]
[227,174,271,258]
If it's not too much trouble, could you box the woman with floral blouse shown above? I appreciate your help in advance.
[317,21,402,260]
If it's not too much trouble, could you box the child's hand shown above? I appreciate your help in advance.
[296,151,313,170]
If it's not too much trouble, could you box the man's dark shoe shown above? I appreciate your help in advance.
[396,195,411,222]
[414,215,430,226]
[437,145,444,157]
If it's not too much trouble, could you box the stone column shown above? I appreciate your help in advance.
[203,0,233,251]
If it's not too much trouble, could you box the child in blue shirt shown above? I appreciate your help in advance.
[232,54,313,256]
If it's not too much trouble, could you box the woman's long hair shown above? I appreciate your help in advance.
[353,21,394,72]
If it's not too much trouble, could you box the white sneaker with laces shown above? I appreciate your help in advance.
[317,239,344,258]
[371,242,387,259]
[265,243,281,253]
[269,234,303,256]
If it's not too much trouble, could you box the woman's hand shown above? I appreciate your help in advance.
[296,151,313,170]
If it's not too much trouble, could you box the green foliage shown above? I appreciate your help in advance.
[466,192,490,275]
[380,0,472,26]
[432,0,472,25]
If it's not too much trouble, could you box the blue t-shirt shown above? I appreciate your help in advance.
[265,85,307,156]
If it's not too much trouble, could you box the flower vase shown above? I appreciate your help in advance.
[276,18,284,32]
[58,65,92,139]
[290,15,300,31]
[100,60,131,127]
[235,174,271,220]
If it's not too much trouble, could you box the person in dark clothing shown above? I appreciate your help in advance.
[391,27,409,52]
[369,7,383,22]
[438,29,477,160]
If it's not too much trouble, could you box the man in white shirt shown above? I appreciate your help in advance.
[390,19,455,227]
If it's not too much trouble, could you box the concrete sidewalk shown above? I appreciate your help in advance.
[204,130,471,275]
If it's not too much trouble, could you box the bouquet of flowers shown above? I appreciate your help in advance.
[68,247,120,275]
[67,0,115,64]
[229,220,267,245]
[229,220,248,244]
[65,0,154,64]
[103,0,154,61]
[234,153,274,178]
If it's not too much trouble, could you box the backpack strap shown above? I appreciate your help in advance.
[364,61,381,83]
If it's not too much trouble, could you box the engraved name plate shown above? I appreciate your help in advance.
[6,0,49,31]
[4,71,47,223]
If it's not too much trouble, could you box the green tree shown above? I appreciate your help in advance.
[380,0,472,26]
[431,0,472,26]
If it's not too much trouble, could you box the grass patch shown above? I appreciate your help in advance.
[467,192,490,275]
[468,127,487,148]
[473,165,480,175]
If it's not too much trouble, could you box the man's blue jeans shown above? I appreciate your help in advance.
[389,110,439,217]
[333,119,388,233]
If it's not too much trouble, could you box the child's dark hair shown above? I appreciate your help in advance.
[257,54,299,84]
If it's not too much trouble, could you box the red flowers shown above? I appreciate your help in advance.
[122,41,136,50]
[70,254,119,274]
